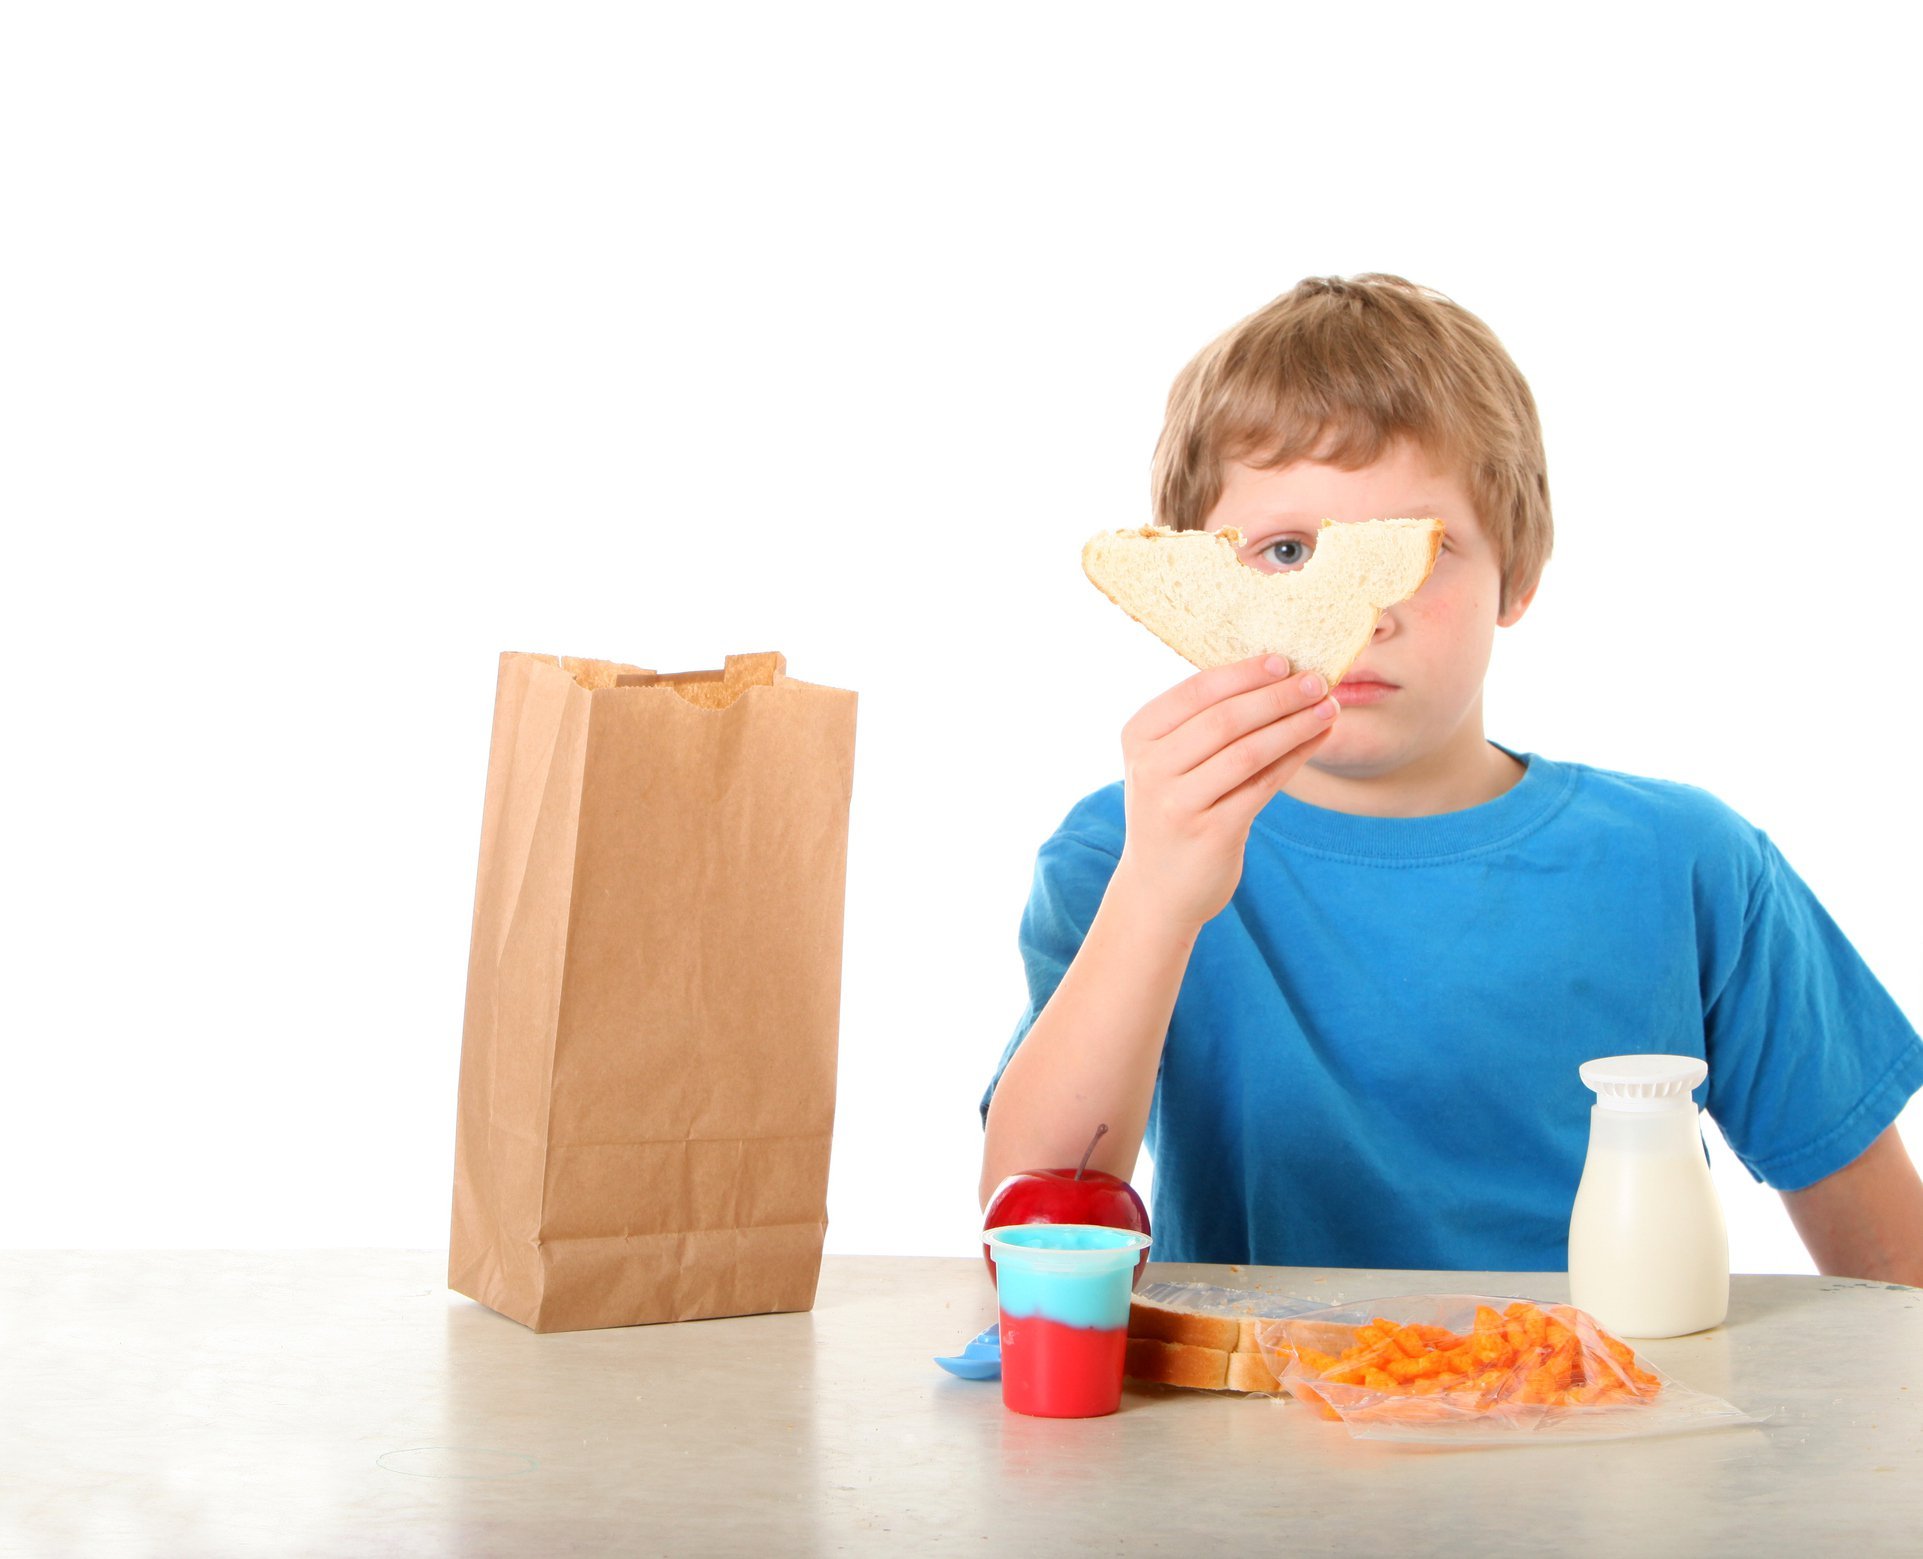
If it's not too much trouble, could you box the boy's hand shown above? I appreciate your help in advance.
[1113,653,1339,934]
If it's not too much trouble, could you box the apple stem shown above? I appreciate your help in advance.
[1074,1123,1108,1181]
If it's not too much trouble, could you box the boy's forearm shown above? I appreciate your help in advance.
[1781,1125,1923,1287]
[979,863,1201,1208]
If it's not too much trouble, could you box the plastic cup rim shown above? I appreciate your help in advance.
[983,1223,1152,1268]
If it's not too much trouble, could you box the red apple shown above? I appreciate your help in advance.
[982,1124,1151,1287]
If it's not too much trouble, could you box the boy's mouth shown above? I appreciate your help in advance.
[1332,677,1395,707]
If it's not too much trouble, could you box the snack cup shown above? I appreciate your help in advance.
[985,1224,1152,1418]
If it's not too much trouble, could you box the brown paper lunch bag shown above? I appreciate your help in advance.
[448,650,858,1332]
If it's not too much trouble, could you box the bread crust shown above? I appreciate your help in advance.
[1128,1295,1242,1352]
[1125,1337,1230,1391]
[1227,1351,1282,1394]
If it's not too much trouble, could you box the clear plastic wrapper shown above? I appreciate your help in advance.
[1253,1293,1760,1444]
[1133,1280,1325,1325]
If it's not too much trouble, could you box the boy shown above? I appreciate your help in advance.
[979,274,1923,1284]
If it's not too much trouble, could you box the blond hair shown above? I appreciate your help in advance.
[1151,274,1551,611]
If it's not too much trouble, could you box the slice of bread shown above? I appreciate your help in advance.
[1228,1351,1282,1393]
[1125,1294,1288,1394]
[1125,1337,1230,1391]
[1081,519,1444,687]
[1127,1293,1242,1352]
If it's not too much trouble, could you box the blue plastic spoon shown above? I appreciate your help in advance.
[934,1323,1001,1380]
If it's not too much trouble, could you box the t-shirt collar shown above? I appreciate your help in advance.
[1249,745,1576,863]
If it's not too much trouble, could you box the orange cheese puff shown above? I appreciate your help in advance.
[1518,1368,1561,1406]
[1472,1329,1509,1365]
[1292,1382,1341,1420]
[1390,1325,1429,1359]
[1604,1335,1662,1396]
[1469,1367,1508,1402]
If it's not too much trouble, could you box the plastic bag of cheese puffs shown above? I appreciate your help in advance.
[1253,1295,1758,1444]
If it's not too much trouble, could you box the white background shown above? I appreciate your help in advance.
[4,3,1917,1277]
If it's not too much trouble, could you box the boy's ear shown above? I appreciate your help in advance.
[1497,578,1540,628]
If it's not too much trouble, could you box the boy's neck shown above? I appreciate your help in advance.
[1283,726,1527,820]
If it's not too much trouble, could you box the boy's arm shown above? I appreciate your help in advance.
[980,653,1339,1205]
[1780,1125,1923,1287]
[978,860,1201,1204]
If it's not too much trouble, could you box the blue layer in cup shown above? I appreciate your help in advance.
[984,1224,1151,1329]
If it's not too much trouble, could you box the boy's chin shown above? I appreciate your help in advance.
[1297,707,1498,797]
[1301,736,1408,783]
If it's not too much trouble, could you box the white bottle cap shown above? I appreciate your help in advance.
[1578,1053,1707,1112]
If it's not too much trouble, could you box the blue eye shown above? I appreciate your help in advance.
[1263,537,1312,570]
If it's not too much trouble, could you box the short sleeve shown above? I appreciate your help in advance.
[978,824,1122,1127]
[1703,837,1923,1190]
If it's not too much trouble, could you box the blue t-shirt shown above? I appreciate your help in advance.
[980,752,1923,1271]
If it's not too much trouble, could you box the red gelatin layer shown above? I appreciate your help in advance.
[999,1311,1128,1418]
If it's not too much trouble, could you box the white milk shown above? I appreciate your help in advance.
[1567,1054,1728,1338]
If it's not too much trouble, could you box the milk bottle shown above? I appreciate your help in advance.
[1567,1054,1729,1338]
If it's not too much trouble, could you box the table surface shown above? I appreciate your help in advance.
[4,1252,1919,1556]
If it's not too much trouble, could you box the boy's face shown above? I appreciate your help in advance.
[1203,437,1534,801]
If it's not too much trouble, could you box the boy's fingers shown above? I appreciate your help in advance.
[1215,725,1335,817]
[1129,654,1292,745]
[1161,667,1332,778]
[1182,695,1338,810]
